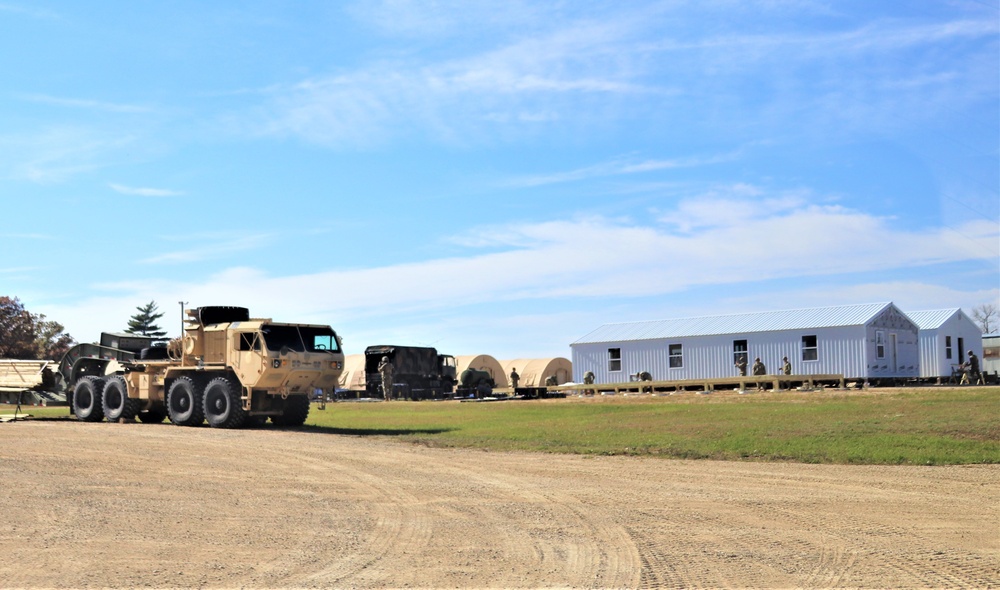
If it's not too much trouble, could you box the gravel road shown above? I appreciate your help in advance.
[1,419,997,589]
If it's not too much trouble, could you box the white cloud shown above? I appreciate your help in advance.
[508,152,740,188]
[137,234,273,264]
[0,3,60,19]
[38,198,999,349]
[0,127,137,183]
[109,183,185,197]
[17,94,152,114]
[243,8,998,146]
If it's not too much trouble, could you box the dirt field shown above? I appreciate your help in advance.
[1,419,997,589]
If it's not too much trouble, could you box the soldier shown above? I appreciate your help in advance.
[966,350,982,385]
[780,356,792,391]
[752,357,766,391]
[378,356,394,401]
[509,367,520,392]
[735,356,748,376]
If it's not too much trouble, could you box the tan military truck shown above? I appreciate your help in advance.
[71,306,344,428]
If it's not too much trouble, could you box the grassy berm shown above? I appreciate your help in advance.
[13,387,998,465]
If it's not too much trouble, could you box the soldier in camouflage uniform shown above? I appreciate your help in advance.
[378,356,394,401]
[752,357,766,391]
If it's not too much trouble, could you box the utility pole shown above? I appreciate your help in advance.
[179,301,187,367]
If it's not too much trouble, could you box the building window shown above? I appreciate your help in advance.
[802,335,818,361]
[733,339,748,366]
[669,344,683,368]
[945,336,952,360]
[876,331,885,359]
[608,348,621,372]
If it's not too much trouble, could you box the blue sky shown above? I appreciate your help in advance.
[2,0,998,359]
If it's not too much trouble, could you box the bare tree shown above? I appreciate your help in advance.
[972,303,998,334]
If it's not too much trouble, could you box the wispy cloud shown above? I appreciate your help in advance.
[109,183,185,197]
[509,151,741,187]
[47,196,999,344]
[0,233,53,240]
[243,6,997,146]
[17,93,152,114]
[0,3,60,19]
[0,127,137,183]
[137,234,273,264]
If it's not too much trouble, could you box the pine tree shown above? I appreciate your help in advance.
[125,301,167,338]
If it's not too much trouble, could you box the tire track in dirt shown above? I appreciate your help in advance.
[1,422,997,589]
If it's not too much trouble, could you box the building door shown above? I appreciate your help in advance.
[958,337,965,361]
[890,333,898,373]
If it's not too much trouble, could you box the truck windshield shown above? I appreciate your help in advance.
[260,325,341,353]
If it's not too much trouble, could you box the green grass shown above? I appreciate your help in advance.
[10,387,999,465]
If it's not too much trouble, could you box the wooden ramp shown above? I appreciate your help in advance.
[551,374,846,395]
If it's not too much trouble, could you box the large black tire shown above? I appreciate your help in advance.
[270,395,310,427]
[203,376,246,429]
[137,407,167,424]
[102,375,141,422]
[167,376,204,426]
[73,376,106,422]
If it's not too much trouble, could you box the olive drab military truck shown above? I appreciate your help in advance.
[364,345,457,400]
[69,306,344,428]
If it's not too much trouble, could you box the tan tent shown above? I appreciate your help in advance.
[500,358,572,388]
[455,354,507,387]
[338,354,367,390]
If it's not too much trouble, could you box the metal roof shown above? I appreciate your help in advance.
[572,302,895,345]
[905,309,962,330]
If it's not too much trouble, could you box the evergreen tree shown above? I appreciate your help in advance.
[126,301,167,338]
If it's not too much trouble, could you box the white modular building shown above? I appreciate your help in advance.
[570,302,920,384]
[906,309,984,380]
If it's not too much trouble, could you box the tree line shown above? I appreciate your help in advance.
[0,297,168,360]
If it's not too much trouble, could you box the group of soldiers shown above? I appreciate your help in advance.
[734,355,793,392]
[734,355,792,377]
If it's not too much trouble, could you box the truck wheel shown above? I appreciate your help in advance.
[167,376,204,426]
[102,375,140,422]
[137,408,167,424]
[73,376,106,422]
[271,395,310,427]
[203,376,246,429]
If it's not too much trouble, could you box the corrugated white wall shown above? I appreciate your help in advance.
[572,326,875,382]
[918,313,985,378]
[571,305,925,384]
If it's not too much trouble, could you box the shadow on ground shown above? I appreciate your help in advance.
[295,424,454,437]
